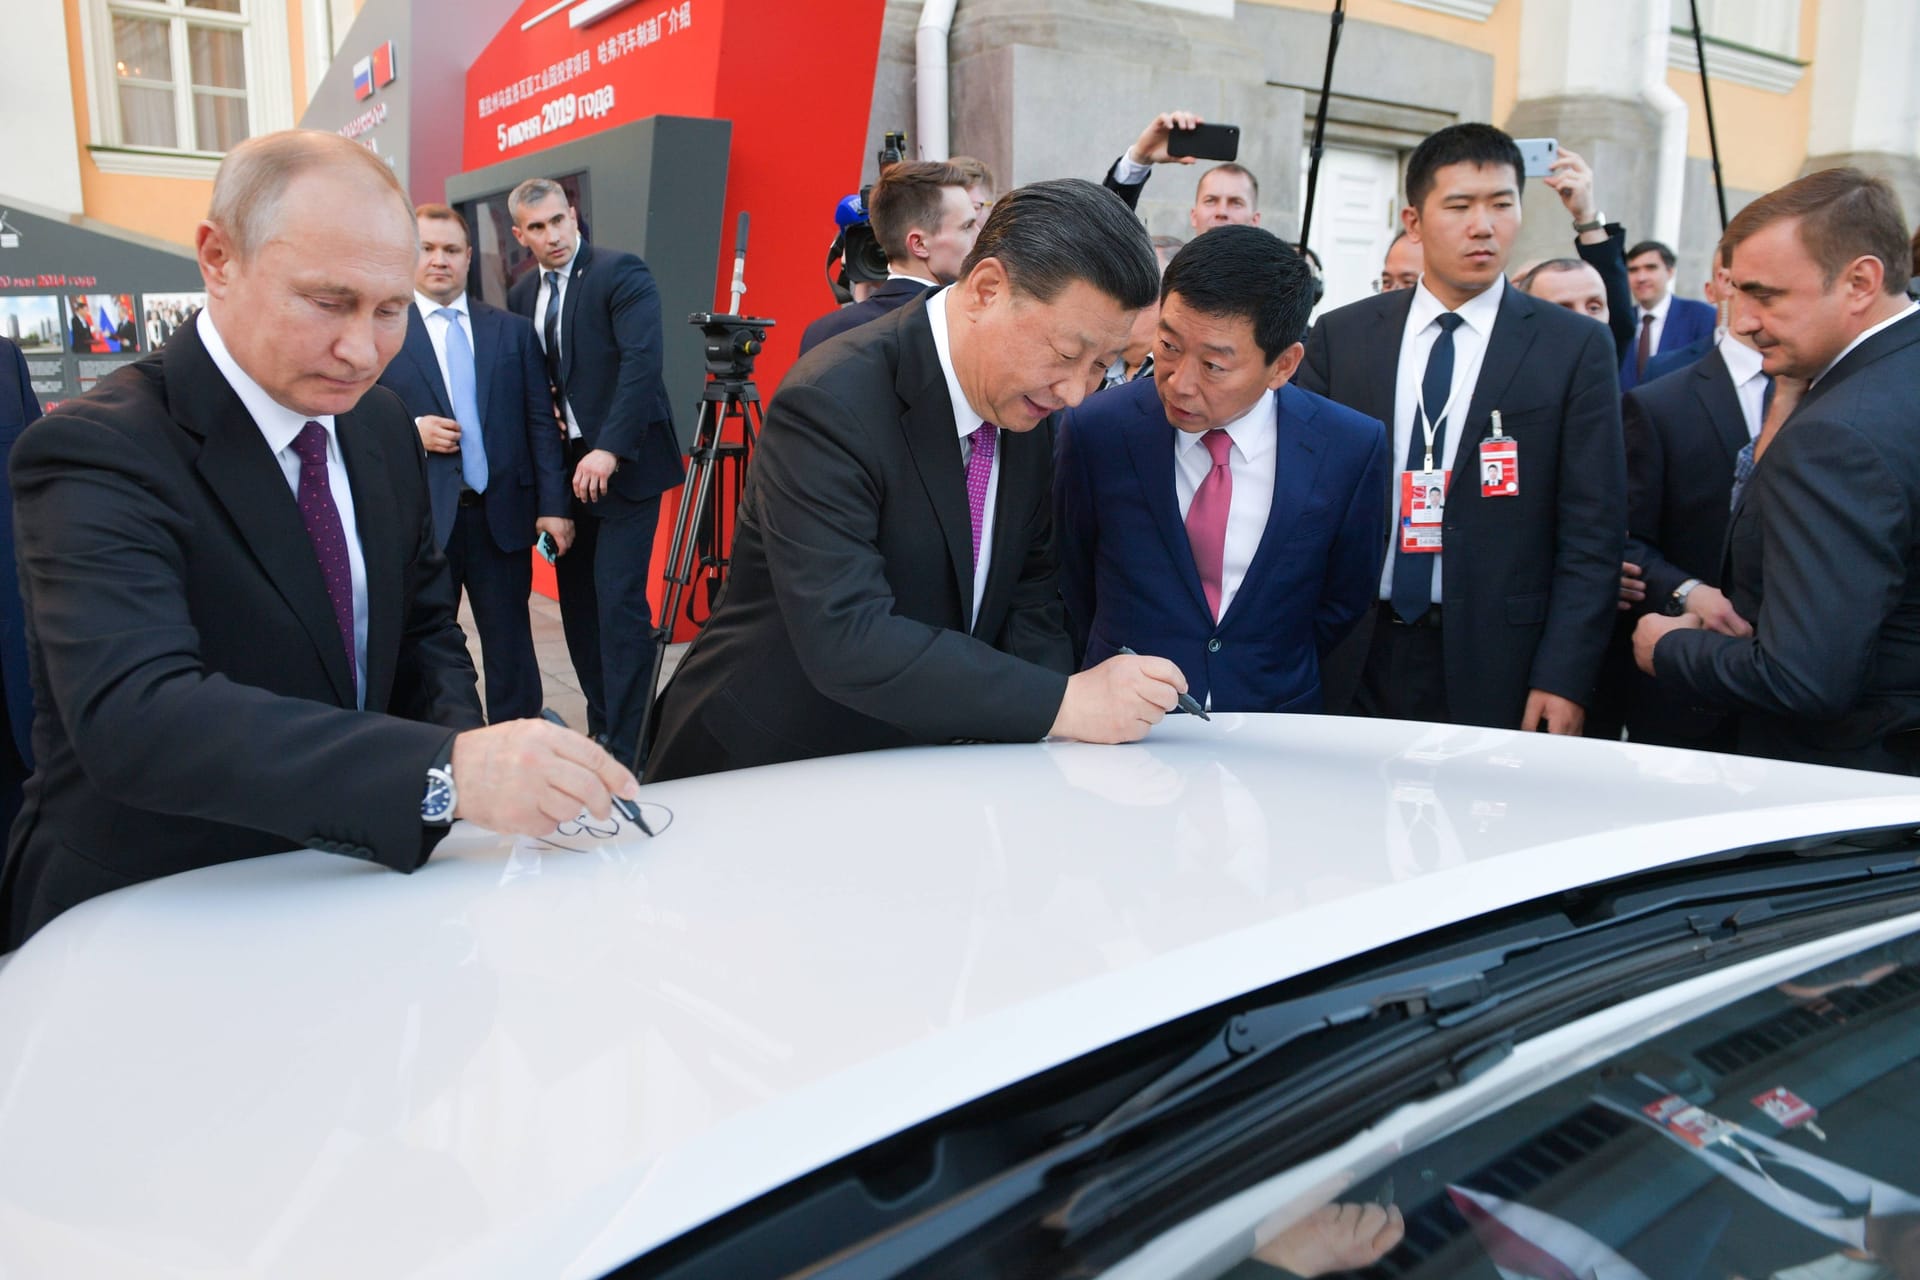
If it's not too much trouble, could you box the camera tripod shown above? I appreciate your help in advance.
[631,312,773,770]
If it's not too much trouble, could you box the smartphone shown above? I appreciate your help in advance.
[536,531,559,564]
[1516,136,1559,180]
[1168,123,1241,163]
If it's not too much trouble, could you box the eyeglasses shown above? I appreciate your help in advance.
[1374,275,1420,293]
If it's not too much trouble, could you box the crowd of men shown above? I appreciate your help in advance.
[1,106,1918,949]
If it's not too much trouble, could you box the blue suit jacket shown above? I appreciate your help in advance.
[0,339,42,765]
[377,299,568,552]
[1054,378,1390,713]
[1620,295,1716,391]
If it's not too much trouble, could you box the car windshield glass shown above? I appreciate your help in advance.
[1135,928,1920,1280]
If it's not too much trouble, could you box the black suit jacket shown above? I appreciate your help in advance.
[1297,284,1627,728]
[0,320,484,950]
[797,276,935,357]
[1655,309,1920,773]
[377,299,568,551]
[1622,346,1750,744]
[645,295,1074,780]
[0,339,41,768]
[506,240,684,504]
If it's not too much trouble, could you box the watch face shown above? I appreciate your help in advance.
[422,773,455,823]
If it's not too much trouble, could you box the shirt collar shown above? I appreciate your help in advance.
[1717,332,1765,384]
[1174,387,1277,463]
[885,269,934,286]
[924,286,987,442]
[196,309,334,456]
[1641,292,1672,324]
[1407,272,1504,337]
[415,291,469,318]
[1813,300,1919,386]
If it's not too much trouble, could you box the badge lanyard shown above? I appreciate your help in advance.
[1411,332,1473,471]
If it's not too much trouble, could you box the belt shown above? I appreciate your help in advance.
[457,488,485,508]
[1378,600,1443,629]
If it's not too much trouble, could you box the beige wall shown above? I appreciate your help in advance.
[1666,0,1818,193]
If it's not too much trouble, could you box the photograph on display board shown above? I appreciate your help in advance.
[142,292,205,350]
[68,292,140,354]
[0,296,65,353]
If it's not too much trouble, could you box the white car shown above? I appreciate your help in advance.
[3,715,1920,1279]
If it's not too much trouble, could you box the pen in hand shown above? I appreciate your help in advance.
[1115,646,1211,721]
[539,708,650,830]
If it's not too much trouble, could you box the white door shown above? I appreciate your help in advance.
[1299,145,1400,322]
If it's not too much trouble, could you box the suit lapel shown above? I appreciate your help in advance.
[172,328,356,705]
[1122,393,1211,619]
[1695,348,1750,467]
[401,308,453,418]
[894,304,974,616]
[468,300,496,424]
[561,241,591,388]
[1450,287,1539,501]
[1796,308,1920,417]
[338,405,401,710]
[1222,386,1324,626]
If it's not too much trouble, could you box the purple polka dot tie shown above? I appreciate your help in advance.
[965,423,997,569]
[291,421,356,688]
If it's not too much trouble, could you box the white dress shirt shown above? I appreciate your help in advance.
[1173,390,1277,621]
[1379,275,1505,600]
[926,285,1000,630]
[1635,291,1674,358]
[532,242,583,439]
[197,309,369,708]
[1717,334,1768,440]
[1813,300,1920,386]
[414,291,471,403]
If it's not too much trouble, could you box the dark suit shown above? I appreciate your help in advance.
[508,240,683,762]
[1574,223,1636,367]
[1102,157,1147,213]
[0,320,483,951]
[1297,283,1627,728]
[1621,346,1752,748]
[1644,335,1714,383]
[1054,377,1389,712]
[377,299,568,722]
[1621,295,1717,391]
[798,276,935,357]
[0,339,42,833]
[1654,309,1920,773]
[645,295,1074,781]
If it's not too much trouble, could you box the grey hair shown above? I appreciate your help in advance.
[959,179,1159,310]
[208,130,412,260]
[508,178,569,223]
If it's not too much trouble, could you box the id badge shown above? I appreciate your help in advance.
[1480,436,1518,497]
[1399,469,1447,554]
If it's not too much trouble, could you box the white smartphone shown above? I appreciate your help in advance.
[1516,137,1559,180]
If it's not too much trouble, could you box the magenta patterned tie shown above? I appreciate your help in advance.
[965,422,997,568]
[290,421,356,688]
[1185,429,1234,620]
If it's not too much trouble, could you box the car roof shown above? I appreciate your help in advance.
[3,716,1918,1278]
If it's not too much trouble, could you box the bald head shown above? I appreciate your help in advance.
[208,130,415,262]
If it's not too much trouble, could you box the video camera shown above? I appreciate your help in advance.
[824,131,911,304]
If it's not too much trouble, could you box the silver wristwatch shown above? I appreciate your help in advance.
[1666,577,1702,616]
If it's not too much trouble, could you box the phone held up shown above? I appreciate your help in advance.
[1168,123,1241,163]
[1515,137,1559,180]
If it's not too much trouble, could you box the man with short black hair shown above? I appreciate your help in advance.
[1297,123,1626,735]
[1622,238,1717,390]
[1635,168,1920,774]
[799,160,978,356]
[647,180,1186,780]
[1056,226,1389,712]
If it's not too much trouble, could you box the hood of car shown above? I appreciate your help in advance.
[3,716,1917,1278]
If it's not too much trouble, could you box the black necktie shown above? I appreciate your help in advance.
[1391,312,1465,623]
[542,270,565,406]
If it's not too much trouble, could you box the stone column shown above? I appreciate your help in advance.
[2,0,85,214]
[1802,0,1920,220]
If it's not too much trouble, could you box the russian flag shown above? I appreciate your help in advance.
[372,40,395,88]
[351,56,373,100]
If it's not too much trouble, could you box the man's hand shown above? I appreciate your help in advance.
[1545,147,1600,232]
[1618,559,1646,611]
[535,516,576,556]
[416,414,463,454]
[1049,654,1186,743]
[1683,582,1753,636]
[1255,1202,1407,1276]
[1521,689,1586,735]
[1755,374,1810,462]
[1127,110,1203,167]
[448,719,639,834]
[1634,611,1702,675]
[572,448,619,503]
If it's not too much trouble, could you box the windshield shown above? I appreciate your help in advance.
[1138,930,1920,1280]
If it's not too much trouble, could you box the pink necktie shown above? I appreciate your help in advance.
[965,423,996,568]
[1185,429,1233,620]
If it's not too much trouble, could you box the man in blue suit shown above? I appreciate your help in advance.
[378,204,570,723]
[1055,226,1390,712]
[0,336,41,832]
[1620,239,1718,391]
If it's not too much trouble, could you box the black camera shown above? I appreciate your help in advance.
[689,312,775,383]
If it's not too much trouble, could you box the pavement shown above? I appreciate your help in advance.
[457,592,684,737]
